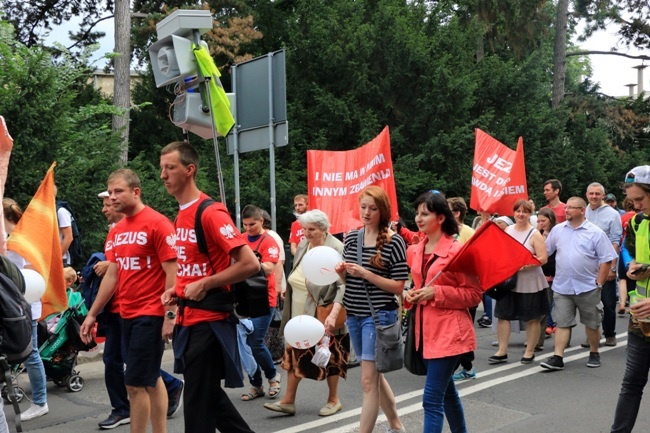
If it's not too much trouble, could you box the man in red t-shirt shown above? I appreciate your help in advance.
[541,178,566,223]
[92,191,185,429]
[159,142,259,433]
[81,169,177,433]
[241,204,281,400]
[289,194,308,255]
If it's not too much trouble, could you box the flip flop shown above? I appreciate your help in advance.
[241,386,264,401]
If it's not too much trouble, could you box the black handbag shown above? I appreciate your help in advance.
[404,306,427,376]
[269,295,283,328]
[485,228,533,301]
[485,273,518,300]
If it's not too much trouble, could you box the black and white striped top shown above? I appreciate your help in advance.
[342,229,409,316]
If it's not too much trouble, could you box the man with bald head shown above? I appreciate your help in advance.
[540,197,617,372]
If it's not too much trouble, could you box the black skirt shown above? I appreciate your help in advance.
[495,290,549,322]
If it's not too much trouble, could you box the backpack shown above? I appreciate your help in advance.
[0,257,31,433]
[57,200,83,265]
[0,257,33,368]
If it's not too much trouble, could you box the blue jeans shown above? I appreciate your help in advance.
[423,355,467,433]
[25,320,47,405]
[246,309,277,387]
[481,294,492,320]
[103,312,129,416]
[347,310,398,362]
[611,333,650,432]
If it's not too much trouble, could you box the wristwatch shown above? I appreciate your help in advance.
[165,310,177,320]
[596,284,604,290]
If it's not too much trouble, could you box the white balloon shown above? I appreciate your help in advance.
[21,269,46,304]
[301,246,343,286]
[284,315,325,349]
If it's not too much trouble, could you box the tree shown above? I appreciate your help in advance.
[0,21,123,260]
[0,0,113,52]
[113,0,131,165]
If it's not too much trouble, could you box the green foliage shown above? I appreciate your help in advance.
[0,20,122,265]
[2,0,648,249]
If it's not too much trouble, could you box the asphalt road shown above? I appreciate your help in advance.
[3,312,646,433]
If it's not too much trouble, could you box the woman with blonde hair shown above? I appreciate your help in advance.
[335,186,408,433]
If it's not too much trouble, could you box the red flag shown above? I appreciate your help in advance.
[470,129,528,216]
[440,221,540,291]
[307,126,398,234]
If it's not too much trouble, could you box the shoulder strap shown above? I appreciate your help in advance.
[523,228,534,245]
[194,198,215,255]
[254,233,270,252]
[356,229,380,325]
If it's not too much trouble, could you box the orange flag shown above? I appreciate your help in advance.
[7,162,66,319]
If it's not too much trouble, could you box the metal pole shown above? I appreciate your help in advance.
[268,52,277,232]
[231,65,241,229]
[193,29,226,207]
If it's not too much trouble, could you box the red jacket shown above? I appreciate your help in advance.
[406,234,483,359]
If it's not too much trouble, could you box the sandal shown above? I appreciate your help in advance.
[268,374,281,399]
[241,386,264,401]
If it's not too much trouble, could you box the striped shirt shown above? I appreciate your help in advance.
[342,229,409,316]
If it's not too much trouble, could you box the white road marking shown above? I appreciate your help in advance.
[273,334,628,433]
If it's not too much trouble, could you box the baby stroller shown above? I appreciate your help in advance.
[1,292,96,404]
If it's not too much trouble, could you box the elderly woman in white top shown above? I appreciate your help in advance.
[264,209,349,417]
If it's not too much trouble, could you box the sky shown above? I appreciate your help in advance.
[47,15,648,98]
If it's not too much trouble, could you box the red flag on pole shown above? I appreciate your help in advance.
[470,129,528,216]
[307,126,399,234]
[440,221,540,291]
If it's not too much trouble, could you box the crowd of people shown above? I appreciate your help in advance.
[1,149,649,433]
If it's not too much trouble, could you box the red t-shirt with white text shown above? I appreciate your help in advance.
[104,224,121,314]
[246,233,279,308]
[174,194,247,326]
[108,206,177,319]
[289,220,304,245]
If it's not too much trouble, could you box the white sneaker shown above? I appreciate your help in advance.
[21,403,49,421]
[386,427,406,433]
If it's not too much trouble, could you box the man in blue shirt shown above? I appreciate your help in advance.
[585,183,623,347]
[540,197,617,371]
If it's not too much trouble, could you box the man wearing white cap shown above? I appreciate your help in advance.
[611,166,650,433]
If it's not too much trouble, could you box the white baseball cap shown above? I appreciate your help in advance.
[98,191,109,198]
[625,166,650,185]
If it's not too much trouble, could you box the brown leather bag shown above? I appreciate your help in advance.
[316,303,347,331]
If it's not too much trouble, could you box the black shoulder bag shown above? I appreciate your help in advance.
[178,198,269,318]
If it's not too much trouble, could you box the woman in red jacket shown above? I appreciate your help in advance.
[405,191,482,433]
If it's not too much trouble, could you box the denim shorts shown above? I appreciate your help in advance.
[346,309,398,362]
[123,315,164,387]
